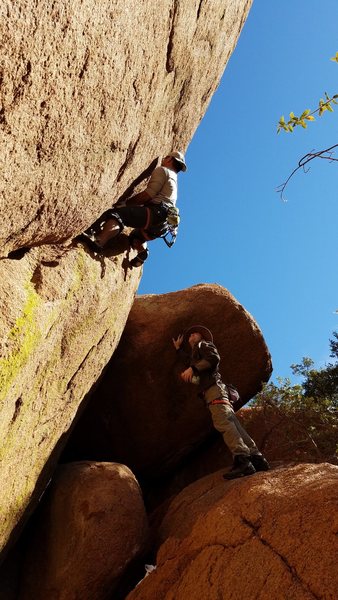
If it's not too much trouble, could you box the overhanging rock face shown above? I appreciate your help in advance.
[0,0,252,557]
[0,0,252,256]
[66,284,272,477]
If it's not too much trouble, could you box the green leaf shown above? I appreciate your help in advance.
[327,104,334,112]
[289,111,295,119]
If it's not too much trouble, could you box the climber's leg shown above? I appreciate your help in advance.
[95,217,122,247]
[96,206,149,247]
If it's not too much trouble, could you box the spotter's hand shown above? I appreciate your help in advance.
[181,367,194,382]
[172,334,184,350]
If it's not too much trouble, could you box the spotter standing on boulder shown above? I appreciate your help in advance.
[173,325,270,480]
[81,151,186,267]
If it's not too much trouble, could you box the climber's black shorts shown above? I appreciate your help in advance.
[113,204,168,229]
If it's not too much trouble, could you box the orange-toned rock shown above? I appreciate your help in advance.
[65,284,272,477]
[20,462,148,600]
[128,463,338,600]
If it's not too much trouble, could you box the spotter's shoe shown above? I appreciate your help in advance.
[223,455,256,480]
[250,454,270,471]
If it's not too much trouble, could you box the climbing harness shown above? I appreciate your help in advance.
[79,202,180,261]
[161,225,178,248]
[161,205,180,247]
[166,205,180,228]
[143,204,180,248]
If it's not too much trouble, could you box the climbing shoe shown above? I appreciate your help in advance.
[250,454,270,471]
[129,256,144,268]
[76,233,105,254]
[223,455,256,480]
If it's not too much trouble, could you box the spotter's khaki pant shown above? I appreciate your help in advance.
[205,384,259,457]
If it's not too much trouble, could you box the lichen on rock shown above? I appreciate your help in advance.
[0,245,141,555]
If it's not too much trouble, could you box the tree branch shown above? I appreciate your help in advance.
[277,143,338,201]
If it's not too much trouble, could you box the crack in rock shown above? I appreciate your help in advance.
[116,134,141,183]
[166,0,178,73]
[79,48,90,79]
[65,327,111,394]
[241,516,321,600]
[197,0,204,20]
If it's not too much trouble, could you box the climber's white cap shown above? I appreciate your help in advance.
[167,150,187,172]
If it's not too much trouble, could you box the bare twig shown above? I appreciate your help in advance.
[277,143,338,201]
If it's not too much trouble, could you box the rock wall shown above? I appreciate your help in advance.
[0,0,252,256]
[0,244,141,556]
[0,0,253,562]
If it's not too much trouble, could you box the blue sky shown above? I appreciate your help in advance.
[138,0,338,382]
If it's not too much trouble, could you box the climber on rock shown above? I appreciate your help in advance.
[81,151,187,267]
[172,325,270,480]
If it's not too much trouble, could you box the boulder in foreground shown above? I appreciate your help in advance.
[20,462,148,600]
[128,463,338,600]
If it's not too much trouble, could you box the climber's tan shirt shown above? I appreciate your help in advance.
[145,166,177,207]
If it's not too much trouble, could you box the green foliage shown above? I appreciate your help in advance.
[329,330,338,359]
[291,332,338,407]
[277,95,338,133]
[278,109,315,133]
[277,55,338,133]
[290,356,314,377]
[252,332,338,460]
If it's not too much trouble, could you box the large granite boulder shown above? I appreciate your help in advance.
[128,463,338,600]
[0,0,252,558]
[65,284,272,477]
[0,0,252,256]
[20,462,148,600]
